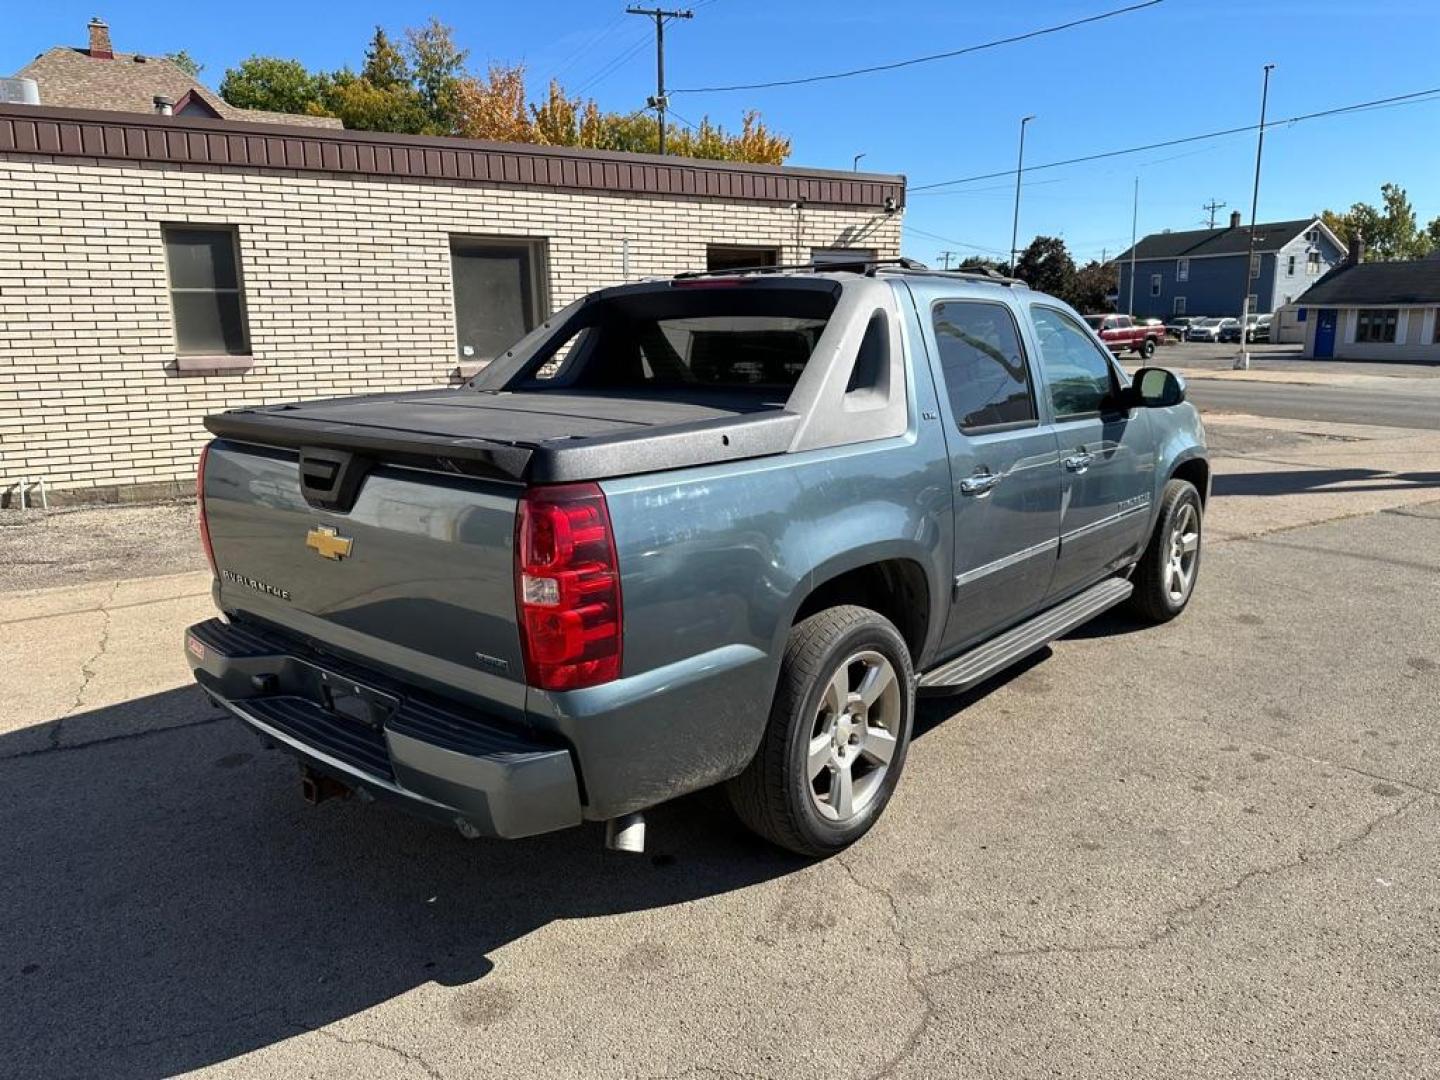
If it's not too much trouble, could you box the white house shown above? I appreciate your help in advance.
[1292,242,1440,361]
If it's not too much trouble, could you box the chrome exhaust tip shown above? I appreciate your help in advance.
[604,812,646,854]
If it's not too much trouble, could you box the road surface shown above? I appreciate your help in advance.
[1188,376,1440,430]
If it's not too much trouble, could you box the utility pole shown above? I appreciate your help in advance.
[1009,115,1035,275]
[938,250,956,270]
[627,6,693,157]
[1128,176,1139,317]
[1235,64,1275,371]
[1201,197,1227,229]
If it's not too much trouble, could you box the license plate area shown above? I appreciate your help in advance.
[297,662,399,730]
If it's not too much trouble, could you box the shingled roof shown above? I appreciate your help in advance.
[16,23,342,130]
[1296,257,1440,306]
[1116,218,1328,262]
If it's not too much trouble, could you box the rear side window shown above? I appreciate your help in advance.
[931,301,1036,432]
[1029,305,1118,419]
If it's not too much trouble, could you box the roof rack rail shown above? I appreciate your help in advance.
[670,258,1027,287]
[672,257,926,280]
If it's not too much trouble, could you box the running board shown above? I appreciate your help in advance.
[919,577,1134,691]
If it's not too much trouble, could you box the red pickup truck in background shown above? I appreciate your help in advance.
[1084,313,1163,359]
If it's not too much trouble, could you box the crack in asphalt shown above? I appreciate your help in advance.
[927,793,1427,984]
[0,715,225,762]
[48,579,120,750]
[833,855,942,1080]
[289,1016,447,1080]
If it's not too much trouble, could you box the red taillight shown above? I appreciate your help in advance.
[197,442,217,578]
[515,483,623,691]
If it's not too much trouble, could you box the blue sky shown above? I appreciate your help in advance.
[7,1,1440,265]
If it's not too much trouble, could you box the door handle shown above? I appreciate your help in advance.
[960,470,1003,496]
[1063,452,1094,473]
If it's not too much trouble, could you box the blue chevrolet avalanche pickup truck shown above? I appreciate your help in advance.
[186,262,1208,857]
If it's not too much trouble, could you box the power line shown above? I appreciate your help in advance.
[903,223,1009,258]
[627,6,695,155]
[912,85,1440,193]
[573,30,654,96]
[673,0,1163,94]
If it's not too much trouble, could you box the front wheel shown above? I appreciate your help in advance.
[726,606,915,857]
[1140,337,1156,360]
[1129,478,1203,623]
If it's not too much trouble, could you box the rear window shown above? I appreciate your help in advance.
[514,285,838,393]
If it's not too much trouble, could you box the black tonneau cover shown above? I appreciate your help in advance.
[204,388,801,484]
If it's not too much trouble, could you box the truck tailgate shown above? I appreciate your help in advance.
[203,439,526,715]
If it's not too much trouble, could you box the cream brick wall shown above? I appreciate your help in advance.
[0,155,901,495]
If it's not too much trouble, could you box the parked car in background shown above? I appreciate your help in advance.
[1083,313,1164,359]
[185,264,1209,858]
[1165,316,1201,340]
[1248,314,1272,343]
[1217,317,1247,344]
[1188,317,1235,343]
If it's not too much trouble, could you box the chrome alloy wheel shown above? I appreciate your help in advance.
[1165,501,1201,604]
[807,650,901,822]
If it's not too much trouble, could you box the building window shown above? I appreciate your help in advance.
[163,226,249,356]
[707,245,780,271]
[1355,309,1397,343]
[1287,255,1296,275]
[1150,273,1161,297]
[1176,258,1189,282]
[1305,228,1319,243]
[1173,296,1187,315]
[1250,253,1261,279]
[1307,251,1321,275]
[450,237,547,362]
[1246,294,1259,313]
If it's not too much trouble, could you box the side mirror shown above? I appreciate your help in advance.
[1131,366,1186,408]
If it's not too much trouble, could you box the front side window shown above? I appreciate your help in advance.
[163,226,249,356]
[931,300,1036,432]
[1030,305,1117,419]
[1176,258,1189,282]
[1356,309,1397,343]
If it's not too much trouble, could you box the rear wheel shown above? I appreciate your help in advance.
[726,606,914,857]
[1129,479,1203,623]
[1140,337,1156,360]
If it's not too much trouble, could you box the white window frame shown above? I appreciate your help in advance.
[1287,254,1296,275]
[1249,253,1261,279]
[1173,296,1187,315]
[1176,258,1189,282]
[1149,273,1162,297]
[1307,251,1321,275]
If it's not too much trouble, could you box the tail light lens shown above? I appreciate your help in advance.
[197,442,218,578]
[515,483,623,691]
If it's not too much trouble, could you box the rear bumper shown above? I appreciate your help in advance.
[185,618,583,839]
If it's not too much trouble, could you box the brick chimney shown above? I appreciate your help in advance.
[1229,210,1242,229]
[1347,229,1365,266]
[88,18,114,60]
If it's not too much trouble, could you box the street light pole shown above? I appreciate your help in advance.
[1009,115,1035,275]
[1128,176,1139,317]
[853,152,867,172]
[1236,63,1275,371]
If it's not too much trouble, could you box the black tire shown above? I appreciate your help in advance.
[1140,337,1156,360]
[726,605,915,857]
[1129,478,1203,623]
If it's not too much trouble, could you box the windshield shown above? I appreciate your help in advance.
[1200,319,1223,327]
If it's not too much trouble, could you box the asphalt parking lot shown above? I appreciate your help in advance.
[3,414,1438,1079]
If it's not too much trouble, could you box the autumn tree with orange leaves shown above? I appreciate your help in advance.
[221,21,790,164]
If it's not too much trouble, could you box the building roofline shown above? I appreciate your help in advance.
[0,104,906,210]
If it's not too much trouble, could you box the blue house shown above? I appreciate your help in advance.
[1114,212,1345,319]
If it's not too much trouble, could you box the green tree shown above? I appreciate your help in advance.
[166,50,203,78]
[1068,259,1116,313]
[406,17,468,134]
[220,57,325,115]
[362,27,409,90]
[1322,183,1435,261]
[1014,235,1076,299]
